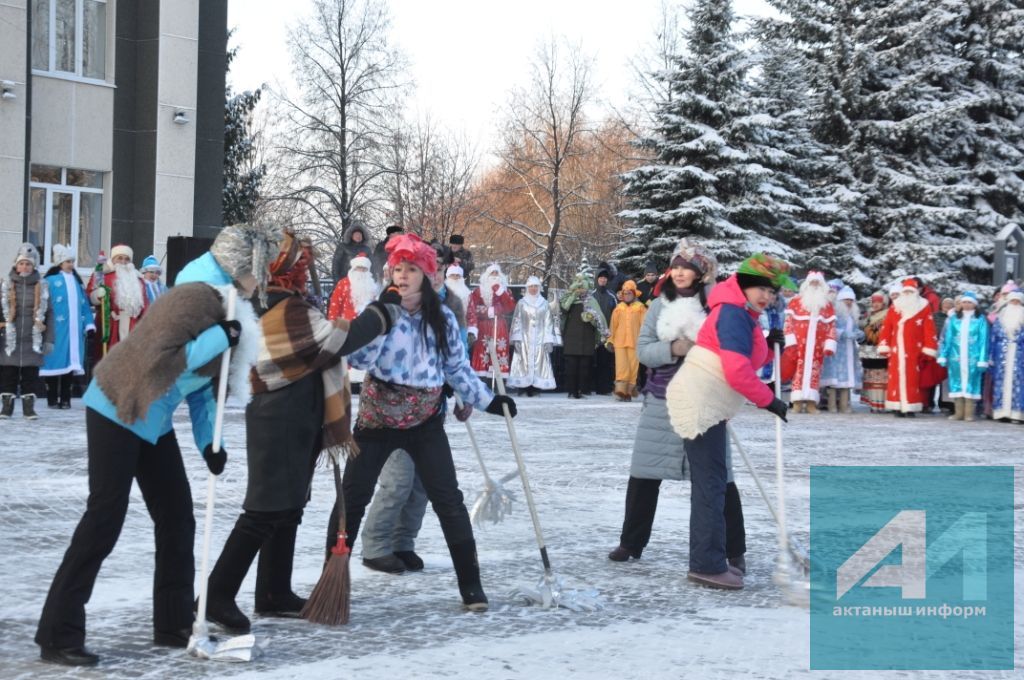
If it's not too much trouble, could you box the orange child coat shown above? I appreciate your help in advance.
[610,295,647,392]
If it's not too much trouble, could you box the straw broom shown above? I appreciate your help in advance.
[301,451,351,625]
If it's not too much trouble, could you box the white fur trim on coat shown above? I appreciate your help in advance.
[213,285,261,406]
[665,345,746,440]
[656,296,706,342]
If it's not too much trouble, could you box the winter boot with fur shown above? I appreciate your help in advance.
[827,388,838,413]
[254,523,306,618]
[839,388,852,414]
[23,395,38,420]
[948,398,964,421]
[449,540,488,612]
[0,394,13,419]
[963,398,977,422]
[613,381,630,401]
[805,400,819,415]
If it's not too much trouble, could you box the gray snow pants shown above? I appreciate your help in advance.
[360,449,429,559]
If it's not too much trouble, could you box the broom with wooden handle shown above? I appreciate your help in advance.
[301,358,351,626]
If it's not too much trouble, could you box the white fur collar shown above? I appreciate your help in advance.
[656,296,707,342]
[212,284,261,406]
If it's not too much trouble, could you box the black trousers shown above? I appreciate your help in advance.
[36,409,196,648]
[563,354,591,396]
[618,477,746,558]
[330,413,474,555]
[593,347,614,394]
[45,374,74,405]
[0,365,39,395]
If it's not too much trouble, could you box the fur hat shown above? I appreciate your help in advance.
[52,243,75,265]
[1000,281,1019,294]
[446,264,464,278]
[670,238,717,284]
[888,281,903,296]
[449,234,465,245]
[386,225,404,236]
[870,291,885,301]
[837,286,856,302]
[110,244,134,262]
[349,255,372,271]
[14,242,39,267]
[960,290,979,305]
[736,253,796,291]
[1005,291,1024,304]
[827,278,844,291]
[525,275,542,287]
[901,278,919,292]
[141,255,161,273]
[210,222,286,303]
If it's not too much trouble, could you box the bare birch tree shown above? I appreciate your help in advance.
[265,0,409,262]
[486,39,595,287]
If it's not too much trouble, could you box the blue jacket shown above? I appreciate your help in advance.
[82,252,232,452]
[41,271,94,375]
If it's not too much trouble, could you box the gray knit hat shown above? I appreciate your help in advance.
[210,222,285,304]
[14,242,39,267]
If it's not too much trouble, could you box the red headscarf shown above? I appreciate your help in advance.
[269,231,312,291]
[385,233,437,276]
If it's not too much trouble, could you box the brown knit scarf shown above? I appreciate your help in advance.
[250,291,358,459]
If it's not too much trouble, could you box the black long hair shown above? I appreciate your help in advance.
[660,275,709,309]
[417,276,450,359]
[43,264,85,286]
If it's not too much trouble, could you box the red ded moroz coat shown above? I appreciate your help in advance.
[877,301,938,412]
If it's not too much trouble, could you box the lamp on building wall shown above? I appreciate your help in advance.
[173,110,190,125]
[1,81,16,100]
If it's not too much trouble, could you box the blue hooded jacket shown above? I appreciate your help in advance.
[82,252,233,453]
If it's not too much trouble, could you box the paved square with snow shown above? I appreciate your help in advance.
[2,396,1021,678]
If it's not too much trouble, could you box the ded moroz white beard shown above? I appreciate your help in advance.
[479,274,502,306]
[348,269,378,313]
[999,303,1024,337]
[446,276,470,305]
[894,290,926,318]
[836,300,855,321]
[799,284,830,314]
[113,263,145,317]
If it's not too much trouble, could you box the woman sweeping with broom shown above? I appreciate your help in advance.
[201,232,403,634]
[666,254,793,591]
[328,233,517,612]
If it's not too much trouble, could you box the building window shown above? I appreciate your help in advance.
[29,165,104,268]
[32,0,106,80]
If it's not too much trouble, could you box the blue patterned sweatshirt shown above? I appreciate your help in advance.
[348,303,493,410]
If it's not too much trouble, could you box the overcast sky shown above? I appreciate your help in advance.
[227,0,775,149]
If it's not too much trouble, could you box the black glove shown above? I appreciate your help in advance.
[442,383,455,399]
[378,287,402,306]
[217,320,242,348]
[485,395,517,418]
[766,328,786,348]
[764,397,788,422]
[202,444,227,475]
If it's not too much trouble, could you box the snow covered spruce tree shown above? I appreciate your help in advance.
[617,0,799,275]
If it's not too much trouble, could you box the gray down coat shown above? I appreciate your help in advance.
[628,295,733,481]
[0,270,55,368]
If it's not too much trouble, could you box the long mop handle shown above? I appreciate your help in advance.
[772,344,789,556]
[489,337,553,575]
[455,393,496,486]
[195,286,237,636]
[726,424,780,527]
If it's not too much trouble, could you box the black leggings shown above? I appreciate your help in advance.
[36,409,196,648]
[329,414,474,553]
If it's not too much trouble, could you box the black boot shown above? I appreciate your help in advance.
[254,523,306,618]
[203,528,263,633]
[0,394,14,419]
[23,394,38,420]
[449,540,488,612]
[45,377,59,408]
[59,375,72,409]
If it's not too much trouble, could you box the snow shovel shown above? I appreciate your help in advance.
[725,423,809,571]
[188,286,260,661]
[487,338,601,612]
[456,393,515,527]
[768,345,809,608]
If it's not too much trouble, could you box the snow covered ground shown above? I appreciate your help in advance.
[2,394,1021,679]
